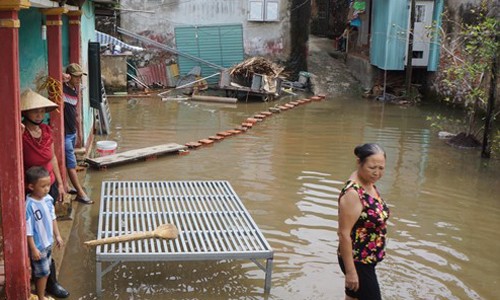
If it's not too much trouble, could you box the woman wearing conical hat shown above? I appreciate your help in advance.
[21,89,65,204]
[20,89,70,299]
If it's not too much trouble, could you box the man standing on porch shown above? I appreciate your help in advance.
[63,63,93,204]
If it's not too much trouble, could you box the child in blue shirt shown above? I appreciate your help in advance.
[26,166,64,300]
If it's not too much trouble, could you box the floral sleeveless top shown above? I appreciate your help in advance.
[339,180,390,264]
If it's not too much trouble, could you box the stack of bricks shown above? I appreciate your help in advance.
[184,95,326,150]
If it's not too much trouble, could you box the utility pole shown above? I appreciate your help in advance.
[405,0,416,95]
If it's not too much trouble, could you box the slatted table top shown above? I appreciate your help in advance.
[96,181,273,262]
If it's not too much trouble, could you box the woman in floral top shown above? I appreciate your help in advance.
[338,143,390,300]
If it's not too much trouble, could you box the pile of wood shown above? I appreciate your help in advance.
[229,57,285,78]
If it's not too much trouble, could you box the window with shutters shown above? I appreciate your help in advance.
[248,0,280,22]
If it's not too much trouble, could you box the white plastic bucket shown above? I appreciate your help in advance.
[96,141,117,157]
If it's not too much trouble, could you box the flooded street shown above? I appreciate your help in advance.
[61,95,500,299]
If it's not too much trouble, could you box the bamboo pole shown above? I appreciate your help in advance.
[191,95,238,103]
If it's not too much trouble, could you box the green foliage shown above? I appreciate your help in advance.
[426,114,467,133]
[433,0,499,136]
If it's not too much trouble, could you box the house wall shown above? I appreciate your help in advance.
[346,55,378,90]
[310,0,332,37]
[446,0,483,20]
[80,1,96,146]
[18,8,73,91]
[19,8,49,91]
[370,0,409,71]
[119,0,291,60]
[442,0,483,39]
[18,2,96,147]
[353,0,371,56]
[100,55,129,92]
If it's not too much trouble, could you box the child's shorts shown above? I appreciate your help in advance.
[31,246,52,278]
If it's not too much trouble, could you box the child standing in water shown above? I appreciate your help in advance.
[26,166,64,300]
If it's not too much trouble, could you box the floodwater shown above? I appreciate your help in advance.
[61,95,500,300]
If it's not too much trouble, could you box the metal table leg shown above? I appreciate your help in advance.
[96,260,121,297]
[264,257,273,292]
[96,261,102,297]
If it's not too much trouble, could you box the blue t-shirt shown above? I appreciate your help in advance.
[26,194,56,251]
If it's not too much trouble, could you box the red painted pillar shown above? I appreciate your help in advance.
[42,7,68,185]
[67,10,81,64]
[67,10,83,147]
[0,1,32,299]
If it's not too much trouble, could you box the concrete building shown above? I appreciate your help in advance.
[118,0,292,79]
[338,0,445,90]
[312,0,487,91]
[119,0,290,59]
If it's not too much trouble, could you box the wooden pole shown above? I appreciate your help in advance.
[68,10,84,148]
[481,32,499,158]
[191,95,238,103]
[405,0,416,95]
[0,7,31,300]
[43,8,68,186]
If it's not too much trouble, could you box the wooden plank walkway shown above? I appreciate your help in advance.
[86,143,187,168]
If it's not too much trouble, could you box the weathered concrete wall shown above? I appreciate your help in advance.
[310,0,349,38]
[18,8,47,92]
[101,55,129,92]
[120,0,291,60]
[346,55,378,90]
[442,0,483,41]
[355,0,370,52]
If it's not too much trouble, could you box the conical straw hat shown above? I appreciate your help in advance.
[20,89,58,112]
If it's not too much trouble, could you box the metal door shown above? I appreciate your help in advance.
[175,24,244,84]
[411,1,434,66]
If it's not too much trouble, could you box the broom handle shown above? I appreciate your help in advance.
[84,231,155,246]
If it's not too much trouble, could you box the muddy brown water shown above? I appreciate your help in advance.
[60,95,500,299]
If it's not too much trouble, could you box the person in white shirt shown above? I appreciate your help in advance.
[26,166,64,300]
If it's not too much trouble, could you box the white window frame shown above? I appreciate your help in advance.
[248,0,280,22]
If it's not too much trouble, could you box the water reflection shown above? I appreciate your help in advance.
[62,96,500,299]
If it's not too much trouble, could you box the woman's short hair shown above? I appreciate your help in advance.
[354,143,386,164]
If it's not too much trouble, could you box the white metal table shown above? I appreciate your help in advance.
[95,181,274,296]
